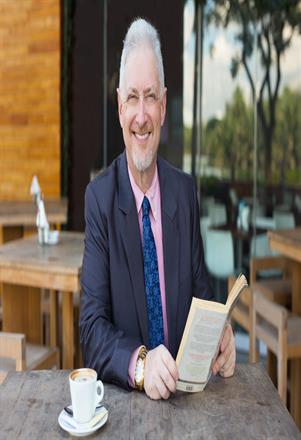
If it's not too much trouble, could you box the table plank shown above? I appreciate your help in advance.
[0,365,299,439]
[268,228,301,264]
[0,199,67,227]
[0,232,83,276]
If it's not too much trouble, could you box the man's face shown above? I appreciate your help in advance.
[117,46,166,173]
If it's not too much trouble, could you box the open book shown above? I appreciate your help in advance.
[176,274,248,392]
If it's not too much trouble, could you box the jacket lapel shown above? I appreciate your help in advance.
[158,158,180,358]
[118,153,149,346]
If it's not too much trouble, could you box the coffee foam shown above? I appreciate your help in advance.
[70,368,96,383]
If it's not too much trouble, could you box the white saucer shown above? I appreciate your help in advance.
[58,406,108,437]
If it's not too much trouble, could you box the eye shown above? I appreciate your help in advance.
[127,94,138,103]
[145,93,157,102]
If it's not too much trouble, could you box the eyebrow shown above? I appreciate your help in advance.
[127,87,157,95]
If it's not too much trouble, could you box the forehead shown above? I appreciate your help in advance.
[123,46,160,93]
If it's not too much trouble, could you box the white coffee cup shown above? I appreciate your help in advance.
[69,368,104,424]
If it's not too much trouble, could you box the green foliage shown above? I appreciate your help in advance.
[204,87,253,182]
[203,86,301,185]
[274,87,301,184]
[205,0,301,182]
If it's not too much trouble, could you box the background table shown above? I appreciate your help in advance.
[0,365,299,439]
[269,227,301,428]
[0,232,83,368]
[0,198,67,244]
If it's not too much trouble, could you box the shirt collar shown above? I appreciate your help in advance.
[128,165,160,221]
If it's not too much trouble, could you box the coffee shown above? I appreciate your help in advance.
[69,368,104,424]
[70,369,95,383]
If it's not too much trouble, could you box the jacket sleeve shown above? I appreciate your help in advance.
[191,181,214,301]
[80,183,140,390]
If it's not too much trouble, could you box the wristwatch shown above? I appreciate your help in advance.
[134,345,148,390]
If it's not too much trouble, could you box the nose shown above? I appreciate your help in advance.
[135,97,147,127]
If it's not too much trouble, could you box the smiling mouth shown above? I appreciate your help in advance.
[133,131,151,141]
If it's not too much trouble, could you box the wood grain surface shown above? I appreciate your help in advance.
[268,228,301,264]
[0,199,67,226]
[0,232,84,367]
[0,232,83,278]
[0,0,60,201]
[269,227,301,429]
[0,364,299,439]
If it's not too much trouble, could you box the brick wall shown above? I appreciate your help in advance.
[0,0,60,200]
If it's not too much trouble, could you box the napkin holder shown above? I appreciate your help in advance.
[36,200,60,245]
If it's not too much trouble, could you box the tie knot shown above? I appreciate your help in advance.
[142,196,151,217]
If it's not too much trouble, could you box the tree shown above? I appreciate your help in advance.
[275,87,301,185]
[205,87,252,181]
[205,0,301,183]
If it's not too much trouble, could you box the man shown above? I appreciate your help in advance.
[80,18,235,400]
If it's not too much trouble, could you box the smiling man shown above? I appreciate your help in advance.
[80,18,236,400]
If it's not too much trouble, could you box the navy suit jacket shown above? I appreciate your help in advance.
[80,152,213,390]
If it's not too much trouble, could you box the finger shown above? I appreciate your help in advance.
[216,338,232,370]
[155,375,171,400]
[220,324,232,352]
[146,384,161,400]
[160,346,179,381]
[219,351,236,377]
[213,335,235,375]
[160,363,177,393]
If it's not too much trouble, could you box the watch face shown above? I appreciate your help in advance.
[135,357,146,389]
[135,359,144,381]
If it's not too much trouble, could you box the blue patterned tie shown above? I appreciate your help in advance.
[142,196,164,349]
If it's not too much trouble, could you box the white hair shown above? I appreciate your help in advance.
[119,18,165,97]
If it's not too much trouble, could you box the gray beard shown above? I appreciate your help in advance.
[132,147,155,172]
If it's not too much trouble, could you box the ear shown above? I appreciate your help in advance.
[117,88,124,128]
[160,87,167,126]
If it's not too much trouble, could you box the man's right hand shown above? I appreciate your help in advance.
[144,345,179,400]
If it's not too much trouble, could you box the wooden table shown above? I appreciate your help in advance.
[0,198,67,244]
[0,232,83,368]
[269,227,301,429]
[0,365,299,439]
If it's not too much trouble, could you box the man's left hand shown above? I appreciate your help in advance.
[212,323,236,377]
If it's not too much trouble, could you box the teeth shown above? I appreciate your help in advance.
[135,132,149,140]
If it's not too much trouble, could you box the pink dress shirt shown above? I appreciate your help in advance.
[127,164,168,386]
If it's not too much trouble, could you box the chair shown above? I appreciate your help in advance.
[250,255,292,383]
[208,203,227,227]
[273,211,295,230]
[205,230,234,279]
[251,292,301,405]
[294,194,301,213]
[250,255,292,308]
[229,255,292,363]
[0,332,59,385]
[253,216,275,230]
[248,234,281,278]
[205,230,235,302]
[200,216,211,254]
[229,188,238,208]
[201,196,215,217]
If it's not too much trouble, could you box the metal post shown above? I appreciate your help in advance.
[103,0,108,168]
[196,0,204,201]
[252,22,258,255]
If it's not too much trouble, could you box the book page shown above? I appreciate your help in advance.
[176,302,227,391]
[226,274,248,313]
[176,274,248,393]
